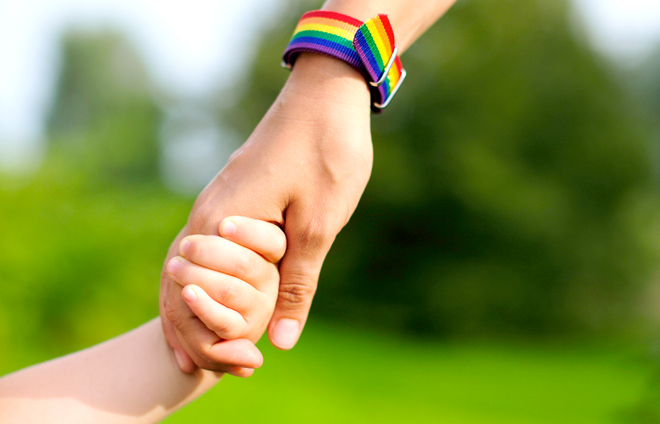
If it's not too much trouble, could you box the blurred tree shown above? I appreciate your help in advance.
[636,46,660,116]
[46,29,161,183]
[224,0,660,337]
[0,28,186,364]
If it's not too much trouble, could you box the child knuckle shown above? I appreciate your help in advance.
[222,325,242,340]
[216,281,239,305]
[186,238,204,260]
[177,263,194,284]
[211,319,234,338]
[234,251,254,279]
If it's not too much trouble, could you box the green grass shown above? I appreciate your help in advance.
[165,322,651,424]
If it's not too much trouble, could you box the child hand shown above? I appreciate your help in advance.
[166,217,285,376]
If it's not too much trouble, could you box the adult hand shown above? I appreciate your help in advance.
[160,53,373,372]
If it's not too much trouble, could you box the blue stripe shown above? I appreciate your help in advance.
[354,31,383,80]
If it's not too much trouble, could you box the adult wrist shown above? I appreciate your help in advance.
[284,53,371,110]
[282,11,406,112]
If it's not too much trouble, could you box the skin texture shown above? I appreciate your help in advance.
[160,0,458,373]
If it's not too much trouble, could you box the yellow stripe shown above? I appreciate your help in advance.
[295,22,357,41]
[387,66,400,88]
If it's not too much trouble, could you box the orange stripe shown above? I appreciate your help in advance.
[373,16,393,54]
[300,16,361,29]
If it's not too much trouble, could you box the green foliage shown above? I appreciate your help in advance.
[226,0,660,337]
[0,163,192,369]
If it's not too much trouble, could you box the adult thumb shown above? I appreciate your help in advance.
[267,210,335,350]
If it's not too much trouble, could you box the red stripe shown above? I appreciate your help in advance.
[394,57,403,72]
[379,14,396,46]
[304,10,364,27]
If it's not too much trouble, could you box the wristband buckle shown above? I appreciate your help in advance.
[370,46,399,87]
[368,45,407,109]
[373,68,406,110]
[352,14,406,112]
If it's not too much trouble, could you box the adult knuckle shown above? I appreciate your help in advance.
[279,277,317,307]
[164,300,186,330]
[296,217,334,252]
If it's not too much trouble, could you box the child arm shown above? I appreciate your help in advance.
[0,318,225,423]
[0,217,285,423]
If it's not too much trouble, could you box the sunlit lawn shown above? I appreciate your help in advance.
[166,322,651,424]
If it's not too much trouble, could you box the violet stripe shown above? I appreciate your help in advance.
[286,41,363,69]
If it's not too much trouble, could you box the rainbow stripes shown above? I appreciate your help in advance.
[282,11,406,111]
[283,11,363,70]
[353,14,405,109]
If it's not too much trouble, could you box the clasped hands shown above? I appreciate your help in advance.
[160,54,373,374]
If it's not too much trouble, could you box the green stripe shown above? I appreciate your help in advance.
[292,30,355,50]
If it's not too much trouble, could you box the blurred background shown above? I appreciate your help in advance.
[2,0,660,422]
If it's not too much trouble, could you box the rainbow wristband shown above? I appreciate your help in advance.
[282,10,407,112]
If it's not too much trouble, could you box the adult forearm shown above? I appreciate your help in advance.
[322,0,457,52]
[0,318,220,424]
[161,0,457,369]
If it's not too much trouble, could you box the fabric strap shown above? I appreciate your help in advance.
[282,10,406,112]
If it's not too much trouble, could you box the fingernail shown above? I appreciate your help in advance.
[222,219,237,236]
[167,258,181,275]
[173,349,186,370]
[271,319,300,350]
[180,239,190,257]
[182,285,198,302]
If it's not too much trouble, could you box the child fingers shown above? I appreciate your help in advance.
[219,216,287,264]
[182,284,247,340]
[178,235,278,290]
[175,315,263,370]
[167,257,263,313]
